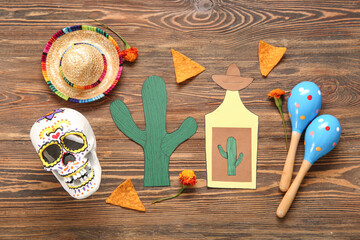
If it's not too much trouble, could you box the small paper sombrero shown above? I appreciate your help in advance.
[41,25,123,103]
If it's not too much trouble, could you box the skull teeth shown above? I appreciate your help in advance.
[64,163,93,188]
[65,168,94,189]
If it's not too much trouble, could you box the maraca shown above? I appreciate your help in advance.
[277,114,341,218]
[279,82,322,192]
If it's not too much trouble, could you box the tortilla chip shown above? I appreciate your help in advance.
[106,179,145,212]
[259,40,287,77]
[171,49,205,83]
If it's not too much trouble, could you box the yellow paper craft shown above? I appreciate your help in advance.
[171,49,205,83]
[206,64,258,189]
[258,40,287,77]
[106,179,146,212]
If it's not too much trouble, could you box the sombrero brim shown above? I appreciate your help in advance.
[41,25,123,103]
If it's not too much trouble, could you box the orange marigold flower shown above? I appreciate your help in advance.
[268,88,285,99]
[179,170,197,186]
[121,47,139,62]
[268,88,289,149]
[89,17,139,62]
[152,170,197,204]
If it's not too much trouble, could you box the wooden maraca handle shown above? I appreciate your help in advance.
[276,160,312,218]
[279,131,302,192]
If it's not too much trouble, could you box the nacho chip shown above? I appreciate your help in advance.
[259,40,287,77]
[106,179,145,212]
[171,49,205,83]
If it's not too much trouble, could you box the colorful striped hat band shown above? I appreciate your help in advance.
[41,25,123,103]
[59,42,108,90]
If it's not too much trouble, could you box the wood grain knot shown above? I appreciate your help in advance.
[320,81,338,95]
[195,0,215,12]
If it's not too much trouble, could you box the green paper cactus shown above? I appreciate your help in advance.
[110,76,198,187]
[218,137,243,176]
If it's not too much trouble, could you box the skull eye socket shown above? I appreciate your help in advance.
[39,142,62,167]
[61,132,87,153]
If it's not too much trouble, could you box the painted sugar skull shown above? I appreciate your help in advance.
[30,108,101,199]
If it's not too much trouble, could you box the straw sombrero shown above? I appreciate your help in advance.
[41,25,123,103]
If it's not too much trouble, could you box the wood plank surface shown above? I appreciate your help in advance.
[0,0,359,239]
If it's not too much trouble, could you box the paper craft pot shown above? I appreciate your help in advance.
[206,64,258,189]
[30,108,101,199]
[41,25,123,103]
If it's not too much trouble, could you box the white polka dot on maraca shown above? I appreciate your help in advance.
[318,118,324,123]
[318,90,321,95]
[298,87,310,95]
[336,127,340,132]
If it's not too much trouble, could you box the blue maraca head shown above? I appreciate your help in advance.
[304,115,341,164]
[288,82,322,133]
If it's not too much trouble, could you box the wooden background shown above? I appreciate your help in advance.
[0,0,359,239]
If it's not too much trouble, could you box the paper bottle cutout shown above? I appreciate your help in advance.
[171,49,205,83]
[106,179,146,212]
[206,64,258,189]
[258,40,287,77]
[110,76,198,187]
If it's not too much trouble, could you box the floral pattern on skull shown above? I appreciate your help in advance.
[30,108,101,199]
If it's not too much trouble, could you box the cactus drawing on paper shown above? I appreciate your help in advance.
[218,137,244,176]
[110,76,198,187]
